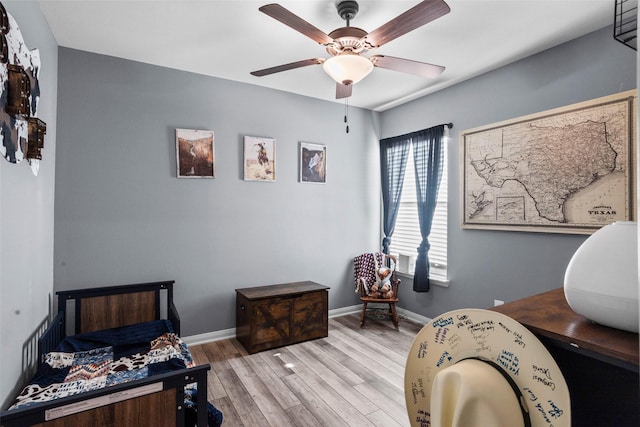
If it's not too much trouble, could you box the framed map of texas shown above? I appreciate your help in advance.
[461,90,636,234]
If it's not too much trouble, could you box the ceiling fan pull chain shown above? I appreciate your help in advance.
[344,98,350,133]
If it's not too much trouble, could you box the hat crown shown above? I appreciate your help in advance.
[431,359,526,427]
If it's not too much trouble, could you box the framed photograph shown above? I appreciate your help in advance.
[244,136,275,181]
[461,90,636,234]
[176,128,215,178]
[300,142,326,183]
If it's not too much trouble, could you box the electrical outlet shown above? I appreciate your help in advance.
[494,299,504,307]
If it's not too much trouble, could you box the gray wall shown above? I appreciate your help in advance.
[54,48,381,337]
[0,1,58,408]
[382,26,637,319]
[53,26,637,340]
[1,6,636,409]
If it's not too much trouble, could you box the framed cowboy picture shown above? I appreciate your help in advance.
[244,136,275,181]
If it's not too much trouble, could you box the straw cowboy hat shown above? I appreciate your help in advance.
[405,309,570,427]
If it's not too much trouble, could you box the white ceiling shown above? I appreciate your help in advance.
[37,0,616,111]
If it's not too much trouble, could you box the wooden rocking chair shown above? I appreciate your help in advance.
[353,252,401,328]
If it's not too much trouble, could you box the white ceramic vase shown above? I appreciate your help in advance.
[564,221,639,333]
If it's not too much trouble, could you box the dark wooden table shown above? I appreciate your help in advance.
[491,288,638,426]
[491,287,638,369]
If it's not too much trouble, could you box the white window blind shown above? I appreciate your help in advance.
[389,137,448,281]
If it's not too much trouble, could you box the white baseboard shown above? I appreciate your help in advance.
[182,327,237,346]
[182,305,430,346]
[328,304,362,318]
[397,307,431,325]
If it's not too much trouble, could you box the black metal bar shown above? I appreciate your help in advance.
[37,311,65,363]
[74,298,82,335]
[175,381,186,427]
[155,288,161,320]
[169,300,181,335]
[196,367,209,427]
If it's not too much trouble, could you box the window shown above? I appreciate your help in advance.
[389,135,448,283]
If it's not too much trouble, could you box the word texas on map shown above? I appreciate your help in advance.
[462,90,636,234]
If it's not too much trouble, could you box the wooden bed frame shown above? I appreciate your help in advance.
[1,281,211,427]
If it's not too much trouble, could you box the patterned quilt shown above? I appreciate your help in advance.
[7,319,223,426]
[353,252,386,294]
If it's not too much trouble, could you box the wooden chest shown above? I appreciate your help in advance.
[235,281,329,354]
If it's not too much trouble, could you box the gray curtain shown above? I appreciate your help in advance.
[379,136,410,254]
[412,126,445,292]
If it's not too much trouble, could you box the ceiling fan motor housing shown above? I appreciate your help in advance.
[326,26,368,55]
[337,0,359,22]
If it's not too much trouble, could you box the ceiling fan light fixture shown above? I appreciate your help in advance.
[322,53,373,86]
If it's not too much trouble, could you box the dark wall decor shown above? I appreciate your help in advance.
[614,0,637,50]
[0,1,45,175]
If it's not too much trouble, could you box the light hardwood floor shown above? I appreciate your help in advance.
[189,313,424,427]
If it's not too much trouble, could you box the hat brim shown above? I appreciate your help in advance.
[405,308,570,427]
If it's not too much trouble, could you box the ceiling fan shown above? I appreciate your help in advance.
[250,0,451,99]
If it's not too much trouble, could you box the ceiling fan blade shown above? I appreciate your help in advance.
[364,0,450,49]
[336,83,352,99]
[251,58,324,77]
[259,4,333,45]
[371,55,445,78]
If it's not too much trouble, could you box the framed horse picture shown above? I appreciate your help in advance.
[244,136,276,181]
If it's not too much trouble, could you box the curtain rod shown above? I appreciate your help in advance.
[381,123,454,142]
